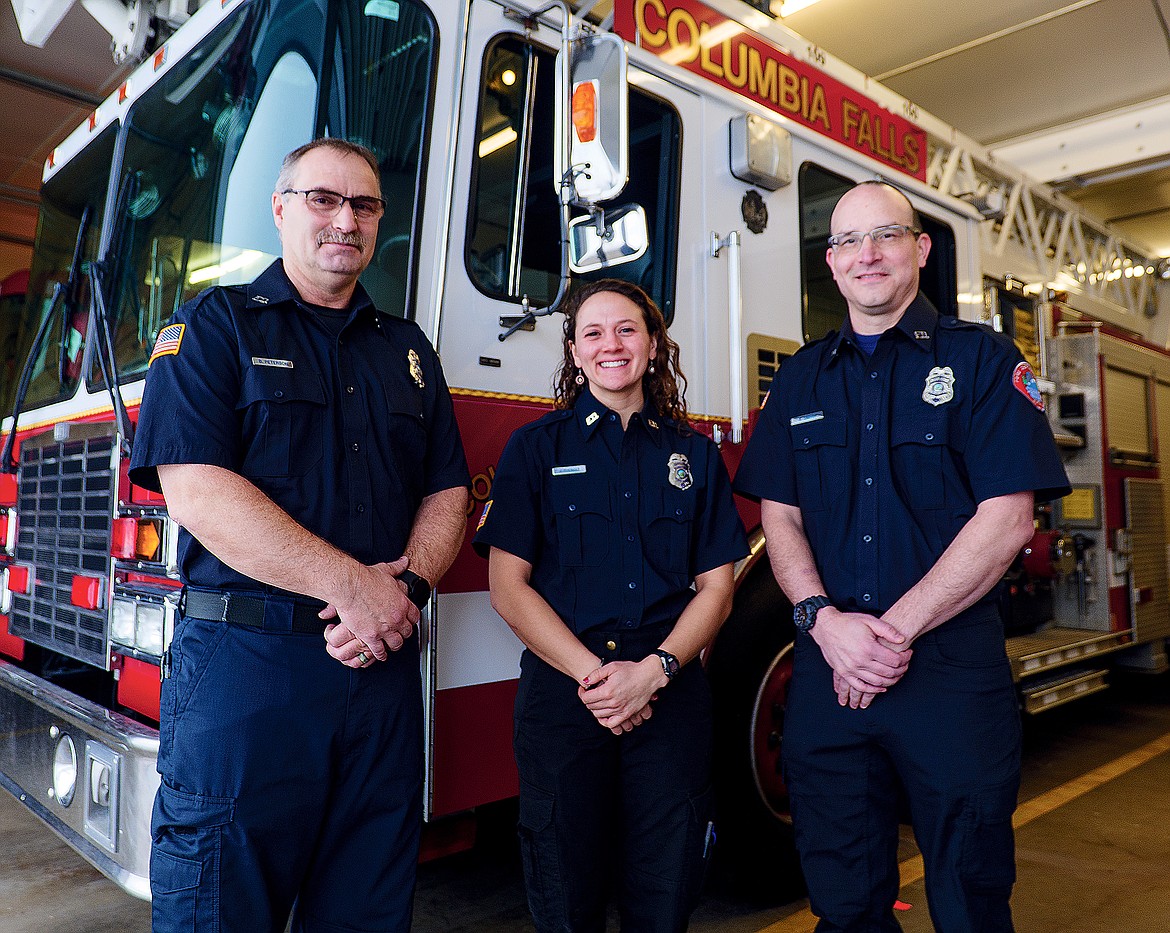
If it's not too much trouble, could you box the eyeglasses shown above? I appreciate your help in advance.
[281,188,386,221]
[827,224,921,254]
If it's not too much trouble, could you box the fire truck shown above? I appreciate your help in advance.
[3,0,1169,901]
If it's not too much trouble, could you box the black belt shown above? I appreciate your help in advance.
[180,588,328,633]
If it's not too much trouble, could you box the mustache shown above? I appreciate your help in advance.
[317,231,366,249]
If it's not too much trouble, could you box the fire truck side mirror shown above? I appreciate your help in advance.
[556,32,629,206]
[568,204,648,274]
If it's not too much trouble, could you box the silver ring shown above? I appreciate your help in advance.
[356,651,369,665]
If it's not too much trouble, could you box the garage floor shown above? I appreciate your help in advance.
[1,670,1167,933]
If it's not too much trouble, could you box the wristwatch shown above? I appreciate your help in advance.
[793,595,832,634]
[398,569,432,610]
[653,649,680,681]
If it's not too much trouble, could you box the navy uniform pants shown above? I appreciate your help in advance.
[783,605,1021,933]
[150,609,423,933]
[513,622,715,933]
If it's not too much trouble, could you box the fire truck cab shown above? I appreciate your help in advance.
[2,0,1168,900]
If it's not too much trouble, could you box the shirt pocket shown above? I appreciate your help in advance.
[378,387,429,503]
[891,413,949,509]
[236,367,326,477]
[790,415,846,512]
[549,481,612,568]
[646,487,696,575]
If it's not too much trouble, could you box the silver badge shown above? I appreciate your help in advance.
[586,411,599,426]
[923,366,955,407]
[668,453,692,490]
[408,348,425,388]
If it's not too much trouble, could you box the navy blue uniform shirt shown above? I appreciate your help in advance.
[473,388,748,635]
[735,293,1070,615]
[129,260,470,596]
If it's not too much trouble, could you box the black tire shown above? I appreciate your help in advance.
[706,557,805,903]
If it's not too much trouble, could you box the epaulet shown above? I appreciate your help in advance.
[795,330,839,355]
[936,315,1017,350]
[937,315,988,331]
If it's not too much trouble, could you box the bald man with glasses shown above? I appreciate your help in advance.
[736,181,1068,931]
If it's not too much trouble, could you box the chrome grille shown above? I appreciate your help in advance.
[10,423,118,668]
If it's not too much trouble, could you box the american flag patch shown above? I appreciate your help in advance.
[149,323,185,365]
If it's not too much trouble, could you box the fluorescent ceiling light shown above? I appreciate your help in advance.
[478,127,518,159]
[775,0,825,16]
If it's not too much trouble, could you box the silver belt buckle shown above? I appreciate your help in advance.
[219,592,231,623]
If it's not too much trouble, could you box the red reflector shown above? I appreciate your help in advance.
[47,150,56,169]
[118,82,128,103]
[6,566,28,594]
[153,46,167,70]
[0,514,7,544]
[88,112,98,131]
[0,474,16,507]
[111,517,139,559]
[70,575,102,609]
[117,656,161,721]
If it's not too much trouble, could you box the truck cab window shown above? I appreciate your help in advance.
[92,0,438,391]
[799,163,958,343]
[467,37,680,321]
[3,125,115,413]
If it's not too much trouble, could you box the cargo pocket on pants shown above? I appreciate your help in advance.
[151,780,236,933]
[958,778,1018,922]
[517,782,565,929]
[684,786,716,914]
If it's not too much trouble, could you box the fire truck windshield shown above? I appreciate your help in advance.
[1,125,115,416]
[86,0,438,392]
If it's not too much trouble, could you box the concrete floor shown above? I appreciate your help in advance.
[1,670,1168,932]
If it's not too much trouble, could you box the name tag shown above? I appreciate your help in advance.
[251,357,294,369]
[790,411,824,426]
[551,465,587,476]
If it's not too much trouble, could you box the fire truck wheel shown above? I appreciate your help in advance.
[706,558,804,902]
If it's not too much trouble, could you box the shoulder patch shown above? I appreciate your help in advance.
[1012,361,1044,411]
[148,323,185,365]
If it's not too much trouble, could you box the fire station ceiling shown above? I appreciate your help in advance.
[2,0,1170,282]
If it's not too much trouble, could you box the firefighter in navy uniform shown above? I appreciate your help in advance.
[474,280,748,933]
[129,139,469,933]
[735,181,1069,932]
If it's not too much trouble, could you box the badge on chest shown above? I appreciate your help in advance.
[922,366,955,407]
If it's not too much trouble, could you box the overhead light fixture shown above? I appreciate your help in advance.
[188,249,265,286]
[773,0,826,16]
[478,127,517,159]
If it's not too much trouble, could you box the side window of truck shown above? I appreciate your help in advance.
[798,162,958,344]
[466,37,681,322]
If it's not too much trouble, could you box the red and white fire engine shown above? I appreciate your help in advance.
[3,0,1168,900]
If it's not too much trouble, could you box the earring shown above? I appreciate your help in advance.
[649,361,656,374]
[574,369,584,386]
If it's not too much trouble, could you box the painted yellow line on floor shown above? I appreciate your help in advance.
[755,730,1170,933]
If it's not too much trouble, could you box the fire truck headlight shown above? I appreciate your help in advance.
[137,603,165,655]
[52,733,77,807]
[111,598,137,646]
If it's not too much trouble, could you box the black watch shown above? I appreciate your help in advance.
[398,569,432,610]
[653,649,680,681]
[793,595,831,634]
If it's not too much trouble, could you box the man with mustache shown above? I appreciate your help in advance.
[130,139,470,933]
[736,181,1068,931]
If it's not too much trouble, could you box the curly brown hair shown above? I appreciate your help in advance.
[553,279,688,423]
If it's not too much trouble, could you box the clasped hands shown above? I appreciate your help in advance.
[322,555,419,668]
[813,608,913,710]
[576,657,667,735]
